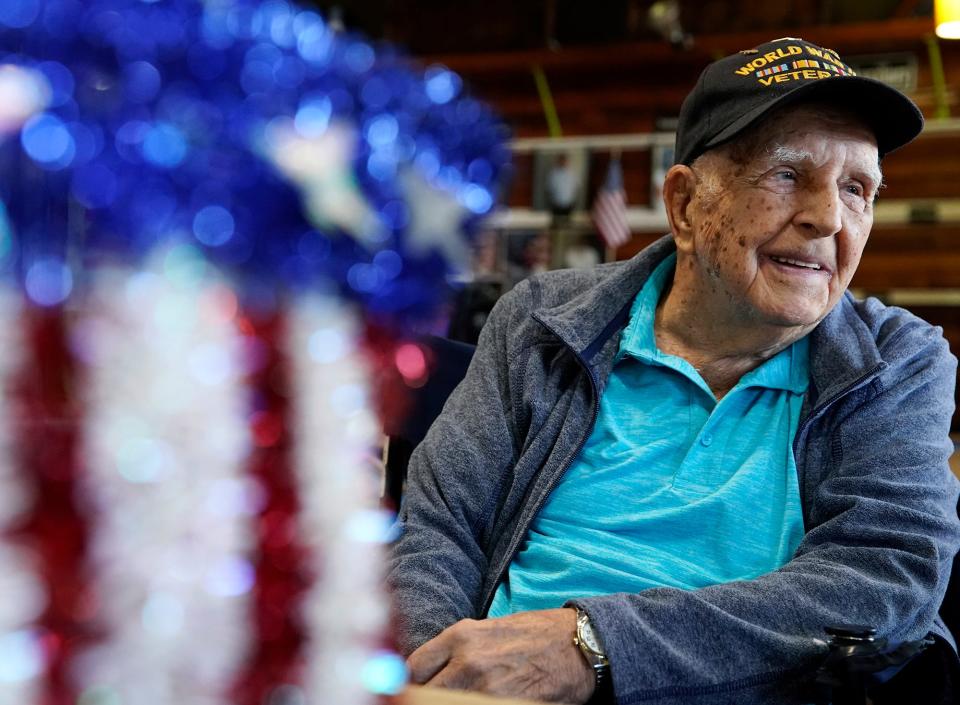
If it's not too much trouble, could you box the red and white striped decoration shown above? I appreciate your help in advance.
[0,288,44,705]
[0,255,397,704]
[74,251,254,705]
[287,295,389,705]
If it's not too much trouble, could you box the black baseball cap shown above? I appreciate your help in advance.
[674,37,924,165]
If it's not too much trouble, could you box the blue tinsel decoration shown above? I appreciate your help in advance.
[0,0,511,323]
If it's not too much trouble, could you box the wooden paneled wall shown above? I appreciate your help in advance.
[425,18,960,135]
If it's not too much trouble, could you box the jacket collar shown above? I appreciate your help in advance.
[533,234,886,405]
[533,235,676,365]
[807,293,887,406]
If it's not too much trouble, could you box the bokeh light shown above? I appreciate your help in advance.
[0,64,51,133]
[0,629,43,683]
[329,383,366,418]
[142,123,188,168]
[193,206,236,247]
[21,113,75,169]
[308,327,349,363]
[360,651,407,695]
[344,509,396,544]
[461,184,494,214]
[424,66,461,105]
[205,557,254,597]
[24,257,73,306]
[365,115,399,149]
[114,437,173,484]
[141,592,184,637]
[162,244,208,287]
[0,0,41,29]
[294,97,331,137]
[394,343,427,384]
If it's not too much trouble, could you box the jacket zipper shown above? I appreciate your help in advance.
[480,315,602,615]
[793,362,885,524]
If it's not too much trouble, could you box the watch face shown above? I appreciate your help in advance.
[581,621,602,653]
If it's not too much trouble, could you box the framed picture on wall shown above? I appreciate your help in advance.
[531,148,589,216]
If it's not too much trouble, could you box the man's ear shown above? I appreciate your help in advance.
[662,165,697,253]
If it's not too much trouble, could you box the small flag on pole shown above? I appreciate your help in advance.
[591,157,630,249]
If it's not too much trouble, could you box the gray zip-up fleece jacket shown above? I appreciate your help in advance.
[388,236,960,704]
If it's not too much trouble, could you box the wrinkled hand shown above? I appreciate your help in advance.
[407,608,595,704]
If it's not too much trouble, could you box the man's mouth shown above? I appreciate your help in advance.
[769,255,822,271]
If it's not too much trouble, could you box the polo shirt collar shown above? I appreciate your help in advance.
[618,253,810,396]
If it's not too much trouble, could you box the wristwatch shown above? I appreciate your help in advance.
[574,608,612,701]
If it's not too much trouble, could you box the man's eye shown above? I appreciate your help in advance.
[845,183,864,197]
[774,169,796,181]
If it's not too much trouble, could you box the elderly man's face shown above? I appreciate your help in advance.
[684,105,880,330]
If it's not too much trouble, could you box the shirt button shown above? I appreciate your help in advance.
[701,432,713,446]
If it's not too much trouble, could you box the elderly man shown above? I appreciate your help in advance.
[388,38,960,704]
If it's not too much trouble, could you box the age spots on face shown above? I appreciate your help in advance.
[738,236,746,247]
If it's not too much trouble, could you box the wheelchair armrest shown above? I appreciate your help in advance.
[812,625,935,705]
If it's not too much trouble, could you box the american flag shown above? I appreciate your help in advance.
[591,157,631,249]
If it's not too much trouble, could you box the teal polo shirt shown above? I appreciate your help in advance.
[488,254,808,617]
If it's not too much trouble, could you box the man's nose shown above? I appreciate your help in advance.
[794,183,843,238]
